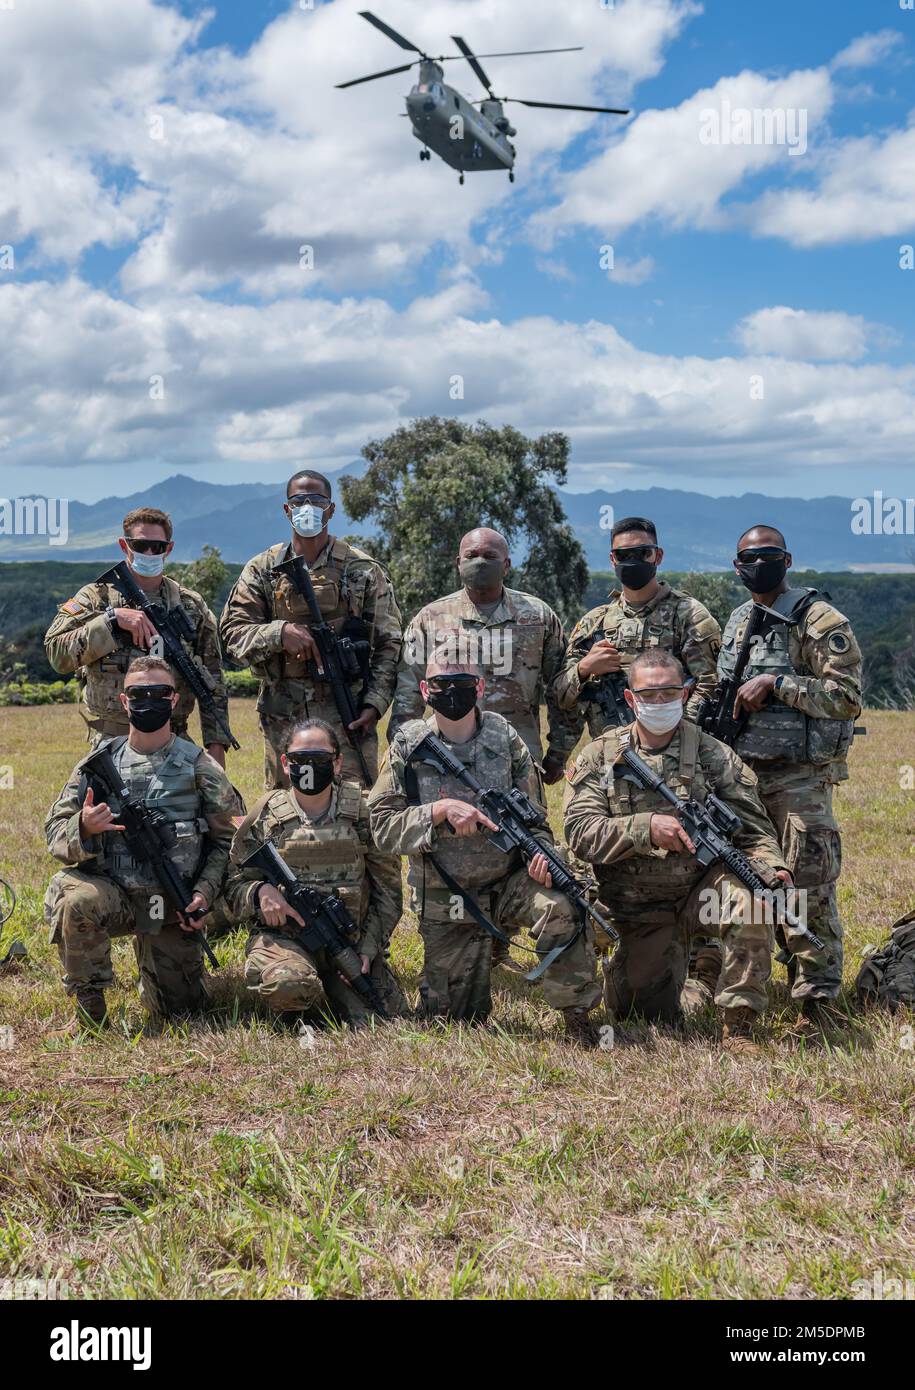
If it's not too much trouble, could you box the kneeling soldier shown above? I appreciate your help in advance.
[564,650,798,1052]
[44,656,236,1027]
[369,661,601,1043]
[226,719,408,1026]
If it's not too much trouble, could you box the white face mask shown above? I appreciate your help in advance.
[290,504,326,538]
[129,548,165,578]
[633,696,684,735]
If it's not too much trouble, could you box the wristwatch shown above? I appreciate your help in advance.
[774,675,785,695]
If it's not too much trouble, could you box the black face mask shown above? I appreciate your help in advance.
[736,558,788,593]
[126,697,173,733]
[613,559,656,590]
[427,680,478,721]
[287,754,336,794]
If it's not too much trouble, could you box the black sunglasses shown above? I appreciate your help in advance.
[611,545,657,562]
[286,493,331,508]
[736,547,787,563]
[125,537,170,555]
[127,685,175,700]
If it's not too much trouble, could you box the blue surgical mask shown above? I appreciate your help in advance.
[290,504,325,539]
[129,548,165,578]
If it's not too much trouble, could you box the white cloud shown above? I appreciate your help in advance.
[611,255,655,285]
[830,31,904,72]
[735,306,890,361]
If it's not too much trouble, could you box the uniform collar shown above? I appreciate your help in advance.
[287,784,338,825]
[610,579,671,615]
[458,586,515,624]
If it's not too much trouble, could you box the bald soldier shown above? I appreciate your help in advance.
[44,507,232,766]
[714,524,863,1038]
[219,469,403,790]
[391,528,577,783]
[370,661,601,1043]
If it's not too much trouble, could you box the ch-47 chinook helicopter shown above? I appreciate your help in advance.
[337,10,630,184]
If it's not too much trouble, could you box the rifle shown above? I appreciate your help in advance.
[696,600,795,747]
[272,556,372,788]
[240,838,388,1018]
[409,732,620,970]
[82,744,220,970]
[616,740,829,963]
[97,561,239,751]
[579,634,633,730]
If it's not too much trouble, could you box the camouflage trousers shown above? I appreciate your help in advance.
[244,929,409,1025]
[413,867,600,1023]
[755,768,843,1001]
[598,866,774,1023]
[44,869,207,1017]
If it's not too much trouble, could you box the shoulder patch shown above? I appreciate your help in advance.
[61,597,87,616]
[827,630,852,655]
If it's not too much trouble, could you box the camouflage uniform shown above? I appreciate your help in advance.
[390,587,577,768]
[368,711,600,1022]
[225,780,408,1024]
[563,722,788,1021]
[552,582,722,738]
[717,587,862,1001]
[219,537,402,790]
[44,737,236,1017]
[44,577,230,748]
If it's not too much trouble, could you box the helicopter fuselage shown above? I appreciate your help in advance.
[406,62,516,171]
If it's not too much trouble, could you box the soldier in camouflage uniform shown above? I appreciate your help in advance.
[225,718,408,1026]
[391,527,577,781]
[369,661,601,1044]
[43,657,236,1027]
[563,650,800,1053]
[716,524,863,1038]
[219,469,402,792]
[44,507,232,767]
[553,516,723,1006]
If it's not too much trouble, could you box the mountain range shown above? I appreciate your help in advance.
[0,470,911,572]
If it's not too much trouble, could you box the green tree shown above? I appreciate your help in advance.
[339,417,589,623]
[165,545,229,610]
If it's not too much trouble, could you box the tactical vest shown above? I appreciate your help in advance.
[594,588,684,666]
[265,542,372,686]
[720,589,855,767]
[605,722,711,906]
[401,713,518,889]
[85,580,199,728]
[91,735,204,896]
[259,781,370,926]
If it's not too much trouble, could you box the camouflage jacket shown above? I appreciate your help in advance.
[563,720,786,908]
[368,710,554,895]
[552,582,721,736]
[224,780,397,962]
[44,575,230,747]
[390,585,577,763]
[218,536,402,722]
[718,588,863,778]
[45,736,236,924]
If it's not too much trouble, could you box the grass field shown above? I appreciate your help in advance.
[1,702,913,1300]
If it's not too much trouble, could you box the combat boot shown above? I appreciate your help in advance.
[793,998,847,1045]
[721,1006,761,1056]
[76,989,108,1027]
[561,1007,600,1048]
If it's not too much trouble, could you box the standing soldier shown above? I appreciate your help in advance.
[391,527,577,783]
[553,516,723,1006]
[563,650,800,1053]
[44,656,236,1028]
[225,718,408,1026]
[369,661,601,1044]
[219,470,402,791]
[715,525,863,1038]
[44,508,232,768]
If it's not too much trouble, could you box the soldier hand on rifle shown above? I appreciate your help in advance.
[733,674,777,714]
[256,882,307,931]
[431,797,500,838]
[527,850,554,888]
[111,608,159,648]
[280,622,324,669]
[577,638,623,679]
[177,891,211,934]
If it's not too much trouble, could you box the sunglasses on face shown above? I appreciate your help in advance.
[125,537,169,555]
[611,545,657,562]
[286,751,336,765]
[126,685,175,700]
[630,686,685,704]
[427,676,478,690]
[286,493,331,508]
[736,547,787,563]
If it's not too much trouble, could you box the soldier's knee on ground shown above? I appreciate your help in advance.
[135,928,207,1017]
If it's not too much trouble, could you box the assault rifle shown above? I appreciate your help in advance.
[240,837,388,1018]
[696,600,795,748]
[97,560,239,750]
[409,732,620,971]
[579,633,633,730]
[272,555,372,787]
[616,740,829,963]
[82,744,220,970]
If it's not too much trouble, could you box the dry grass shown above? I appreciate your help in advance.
[0,703,913,1300]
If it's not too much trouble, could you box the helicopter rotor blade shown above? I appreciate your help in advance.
[336,60,418,89]
[451,34,493,96]
[503,97,630,115]
[441,46,584,62]
[358,10,424,54]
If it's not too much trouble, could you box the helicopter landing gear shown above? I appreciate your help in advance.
[509,170,515,183]
[419,148,430,160]
[459,172,465,185]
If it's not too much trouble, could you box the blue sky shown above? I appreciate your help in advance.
[1,0,913,503]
